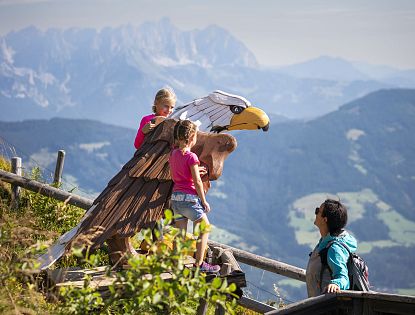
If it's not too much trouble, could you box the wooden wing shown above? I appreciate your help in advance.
[70,119,236,250]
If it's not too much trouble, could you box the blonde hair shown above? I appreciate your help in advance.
[152,86,176,113]
[173,120,197,153]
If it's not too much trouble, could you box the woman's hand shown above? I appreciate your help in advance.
[325,283,340,293]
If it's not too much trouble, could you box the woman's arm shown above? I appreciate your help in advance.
[327,244,350,290]
[190,163,211,213]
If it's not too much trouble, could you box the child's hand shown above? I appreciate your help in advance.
[147,122,156,131]
[203,201,211,213]
[142,121,155,134]
[199,165,208,177]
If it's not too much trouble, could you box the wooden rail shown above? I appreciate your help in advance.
[264,291,415,315]
[0,169,93,209]
[208,240,306,282]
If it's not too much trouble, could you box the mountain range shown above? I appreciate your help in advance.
[1,88,415,301]
[2,18,415,126]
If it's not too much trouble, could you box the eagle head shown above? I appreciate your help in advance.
[171,90,270,133]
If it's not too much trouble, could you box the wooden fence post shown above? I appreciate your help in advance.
[11,157,22,209]
[214,304,226,315]
[196,299,208,315]
[54,150,65,185]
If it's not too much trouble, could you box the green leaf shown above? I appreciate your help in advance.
[228,283,237,292]
[164,209,173,221]
[183,268,190,277]
[211,277,222,289]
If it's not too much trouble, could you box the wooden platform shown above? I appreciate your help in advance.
[265,291,415,315]
[45,256,196,293]
[44,247,246,296]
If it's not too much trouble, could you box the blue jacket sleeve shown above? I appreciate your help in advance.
[327,243,350,290]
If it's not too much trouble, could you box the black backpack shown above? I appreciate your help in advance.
[320,240,370,291]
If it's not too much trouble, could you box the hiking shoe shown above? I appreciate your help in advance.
[197,261,221,273]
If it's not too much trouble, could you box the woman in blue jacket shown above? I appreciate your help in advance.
[306,199,357,297]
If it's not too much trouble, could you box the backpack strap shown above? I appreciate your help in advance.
[320,240,352,263]
[334,241,352,256]
[319,240,352,285]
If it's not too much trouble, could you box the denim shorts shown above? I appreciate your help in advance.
[171,192,205,222]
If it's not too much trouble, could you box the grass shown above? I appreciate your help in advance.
[378,211,415,246]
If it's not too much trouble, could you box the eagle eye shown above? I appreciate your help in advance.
[230,105,244,114]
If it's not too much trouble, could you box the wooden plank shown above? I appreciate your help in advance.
[208,240,306,282]
[238,296,278,313]
[264,294,336,315]
[196,299,208,315]
[213,247,242,273]
[219,263,232,276]
[337,291,415,304]
[224,270,246,288]
[53,150,65,185]
[0,169,92,209]
[372,299,415,314]
[47,255,196,289]
[265,292,415,315]
[11,157,22,209]
[214,303,226,315]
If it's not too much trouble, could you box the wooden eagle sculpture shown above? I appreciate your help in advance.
[38,91,270,270]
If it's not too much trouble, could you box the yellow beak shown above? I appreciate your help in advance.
[228,106,270,131]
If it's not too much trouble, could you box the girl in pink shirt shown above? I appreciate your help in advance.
[134,87,176,149]
[169,120,220,273]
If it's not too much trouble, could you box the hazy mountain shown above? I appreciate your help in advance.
[276,56,371,81]
[1,89,415,300]
[276,55,415,88]
[0,19,397,124]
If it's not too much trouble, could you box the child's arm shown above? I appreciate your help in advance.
[190,164,211,213]
[142,116,166,135]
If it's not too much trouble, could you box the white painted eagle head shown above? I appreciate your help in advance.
[170,90,270,133]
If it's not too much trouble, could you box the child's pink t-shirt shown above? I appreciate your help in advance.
[134,114,156,149]
[169,148,200,195]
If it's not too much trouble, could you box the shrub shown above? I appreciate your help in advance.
[59,210,239,314]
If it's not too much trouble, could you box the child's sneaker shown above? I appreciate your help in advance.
[196,261,221,273]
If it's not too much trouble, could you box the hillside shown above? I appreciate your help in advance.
[209,88,415,296]
[0,118,135,194]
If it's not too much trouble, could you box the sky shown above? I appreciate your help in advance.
[0,0,415,69]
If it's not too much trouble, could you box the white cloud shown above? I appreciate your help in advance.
[79,141,110,153]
